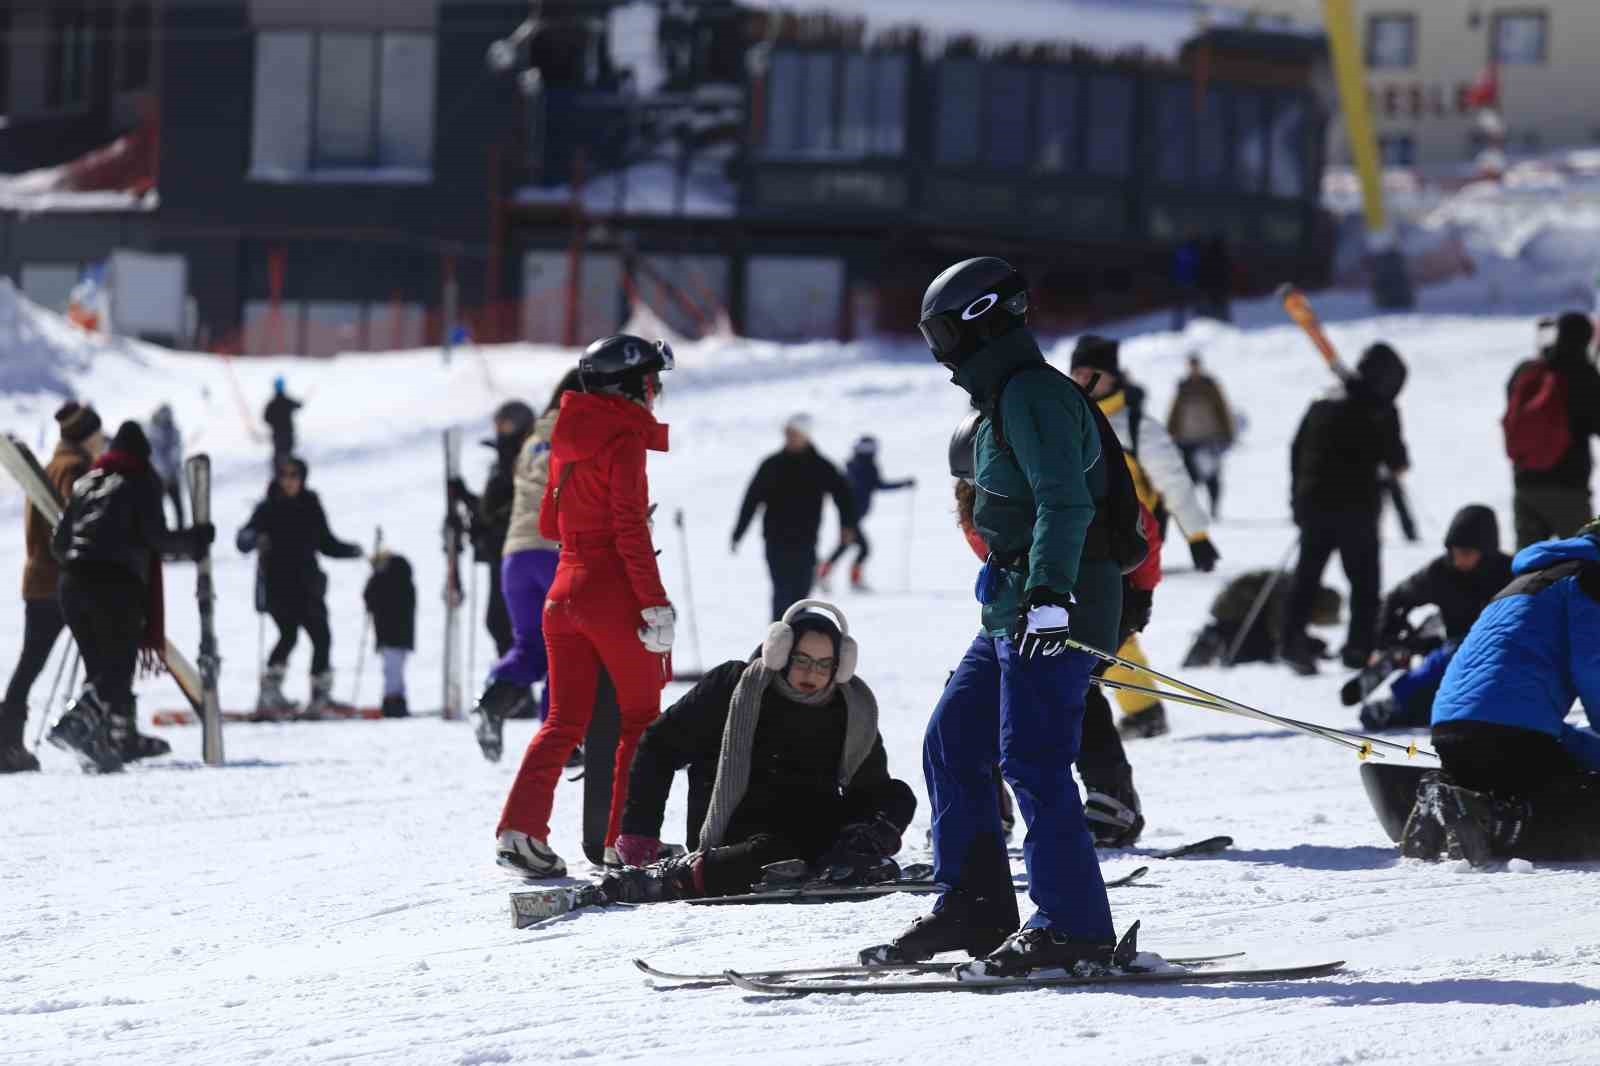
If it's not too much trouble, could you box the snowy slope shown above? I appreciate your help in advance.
[4,286,1600,1065]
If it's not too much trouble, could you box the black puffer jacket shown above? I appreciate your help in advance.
[236,486,361,613]
[1379,505,1514,644]
[363,555,416,650]
[54,462,196,584]
[733,446,858,548]
[620,659,916,856]
[1289,382,1409,521]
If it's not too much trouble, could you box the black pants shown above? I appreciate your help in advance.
[1286,512,1381,657]
[766,541,817,622]
[2,598,66,739]
[1078,667,1131,780]
[269,598,333,675]
[1433,720,1600,861]
[826,527,872,569]
[699,832,809,897]
[59,569,145,708]
[486,554,512,658]
[1178,445,1221,517]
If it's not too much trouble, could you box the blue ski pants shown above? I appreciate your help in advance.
[925,633,1114,941]
[1392,641,1458,713]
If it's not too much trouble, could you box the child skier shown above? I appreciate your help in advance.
[363,549,416,717]
[818,436,914,592]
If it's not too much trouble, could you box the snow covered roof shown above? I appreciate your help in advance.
[743,0,1236,60]
[0,165,157,215]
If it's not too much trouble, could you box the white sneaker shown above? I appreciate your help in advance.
[603,846,623,870]
[497,830,567,879]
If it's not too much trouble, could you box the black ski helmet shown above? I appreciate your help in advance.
[948,410,983,482]
[578,334,674,402]
[918,257,1029,367]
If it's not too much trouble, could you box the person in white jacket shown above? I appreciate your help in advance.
[1069,336,1223,739]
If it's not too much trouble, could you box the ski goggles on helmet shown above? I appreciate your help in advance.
[918,284,1029,367]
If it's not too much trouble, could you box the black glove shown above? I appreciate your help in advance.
[1122,586,1153,635]
[1013,587,1074,659]
[447,476,470,504]
[816,814,903,884]
[188,522,215,559]
[1188,536,1220,572]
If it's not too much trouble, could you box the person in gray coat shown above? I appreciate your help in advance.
[146,404,184,527]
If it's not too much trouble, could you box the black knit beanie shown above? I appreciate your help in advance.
[1070,335,1120,377]
[56,401,102,443]
[110,420,151,461]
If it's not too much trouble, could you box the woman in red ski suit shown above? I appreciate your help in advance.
[496,336,676,877]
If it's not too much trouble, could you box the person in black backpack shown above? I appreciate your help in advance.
[1504,312,1600,549]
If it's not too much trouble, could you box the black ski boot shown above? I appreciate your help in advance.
[599,853,702,903]
[109,699,171,762]
[1358,695,1398,732]
[1084,767,1145,848]
[48,688,123,774]
[1117,703,1169,740]
[472,679,528,763]
[954,921,1135,981]
[0,707,39,774]
[381,695,410,718]
[1399,772,1448,861]
[858,893,1015,966]
[1280,633,1320,677]
[1434,782,1531,868]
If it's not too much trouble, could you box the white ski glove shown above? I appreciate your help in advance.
[1015,595,1073,659]
[638,605,676,653]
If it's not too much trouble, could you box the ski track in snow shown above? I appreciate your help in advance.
[4,285,1600,1064]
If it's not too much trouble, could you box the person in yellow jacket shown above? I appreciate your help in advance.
[1069,335,1222,739]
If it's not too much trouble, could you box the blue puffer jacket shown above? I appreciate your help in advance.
[1431,534,1600,766]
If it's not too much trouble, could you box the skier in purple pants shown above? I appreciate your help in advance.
[471,369,582,761]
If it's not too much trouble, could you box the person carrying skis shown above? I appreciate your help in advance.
[817,436,914,593]
[1279,342,1411,674]
[362,548,416,718]
[146,403,185,527]
[863,256,1135,979]
[1166,353,1235,519]
[2,403,105,773]
[471,369,582,760]
[47,421,212,773]
[1358,504,1513,731]
[263,377,302,469]
[598,602,916,902]
[1503,312,1600,549]
[236,457,363,717]
[732,415,858,621]
[495,335,675,878]
[1400,518,1600,867]
[1068,335,1221,739]
[450,399,538,659]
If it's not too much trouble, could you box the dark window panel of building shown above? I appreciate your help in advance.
[1365,13,1416,69]
[1194,86,1230,189]
[936,59,981,166]
[1234,90,1268,193]
[1152,80,1191,185]
[1084,71,1132,177]
[122,2,153,92]
[48,3,94,110]
[984,65,1029,169]
[1491,12,1547,65]
[1269,93,1309,197]
[1034,68,1078,173]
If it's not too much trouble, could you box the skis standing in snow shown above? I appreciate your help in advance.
[597,600,915,904]
[817,436,913,593]
[731,414,858,621]
[1402,519,1600,866]
[235,457,363,717]
[470,369,581,760]
[49,421,212,773]
[1,403,104,773]
[495,335,675,878]
[362,548,416,717]
[869,257,1132,979]
[1357,504,1512,732]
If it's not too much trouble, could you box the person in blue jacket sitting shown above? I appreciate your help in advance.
[1402,518,1600,866]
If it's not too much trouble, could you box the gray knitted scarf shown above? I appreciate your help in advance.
[696,658,879,852]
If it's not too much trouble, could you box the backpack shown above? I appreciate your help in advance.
[986,364,1150,575]
[1503,361,1572,472]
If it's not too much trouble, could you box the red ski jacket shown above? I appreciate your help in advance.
[539,391,670,610]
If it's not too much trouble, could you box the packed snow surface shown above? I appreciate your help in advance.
[4,282,1600,1064]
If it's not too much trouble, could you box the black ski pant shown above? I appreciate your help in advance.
[1433,720,1600,861]
[3,599,66,728]
[1285,511,1381,658]
[826,527,871,569]
[1178,444,1222,517]
[1512,484,1593,551]
[1078,666,1131,782]
[59,569,145,709]
[698,832,809,898]
[485,553,512,658]
[268,599,333,675]
[765,541,817,622]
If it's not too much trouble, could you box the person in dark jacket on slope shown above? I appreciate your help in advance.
[1401,520,1600,866]
[818,436,914,593]
[363,550,416,718]
[1505,312,1600,548]
[450,399,537,659]
[263,377,302,469]
[1358,505,1514,731]
[601,603,916,902]
[236,457,363,717]
[733,415,859,621]
[47,421,213,773]
[1182,570,1341,668]
[2,403,105,773]
[1280,342,1412,675]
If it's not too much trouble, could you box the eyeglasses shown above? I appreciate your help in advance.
[789,653,835,677]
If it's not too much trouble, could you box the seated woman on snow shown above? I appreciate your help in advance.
[600,601,916,902]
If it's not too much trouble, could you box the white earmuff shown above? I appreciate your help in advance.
[762,598,858,683]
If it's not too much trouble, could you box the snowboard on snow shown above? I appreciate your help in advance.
[1361,762,1431,843]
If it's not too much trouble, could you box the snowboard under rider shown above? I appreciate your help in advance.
[864,256,1129,980]
[236,457,364,717]
[597,601,916,904]
[48,421,213,773]
[495,335,676,879]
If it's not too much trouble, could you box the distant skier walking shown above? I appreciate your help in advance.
[818,436,914,593]
[146,403,185,527]
[450,399,538,659]
[495,336,676,878]
[263,377,302,469]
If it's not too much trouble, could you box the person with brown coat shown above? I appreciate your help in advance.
[1166,353,1235,518]
[1,403,104,772]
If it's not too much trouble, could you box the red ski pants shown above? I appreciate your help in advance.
[497,554,666,846]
